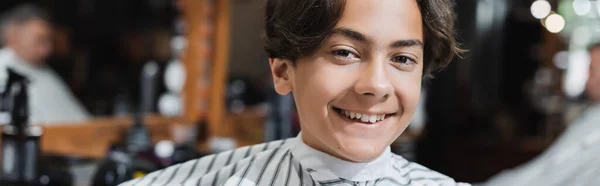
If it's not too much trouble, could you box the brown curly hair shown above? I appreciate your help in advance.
[264,0,463,77]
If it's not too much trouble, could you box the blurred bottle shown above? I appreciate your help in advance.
[113,93,133,117]
[264,92,294,141]
[225,77,266,113]
[0,69,41,186]
[140,61,159,114]
[226,79,247,114]
[93,61,187,186]
[92,151,134,186]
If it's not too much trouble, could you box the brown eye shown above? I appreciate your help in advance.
[331,49,359,60]
[334,50,350,57]
[392,56,416,64]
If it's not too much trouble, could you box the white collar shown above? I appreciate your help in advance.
[0,47,46,78]
[289,132,394,182]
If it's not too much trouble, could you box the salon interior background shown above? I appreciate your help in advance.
[0,0,598,184]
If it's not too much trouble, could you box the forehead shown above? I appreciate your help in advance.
[335,0,423,43]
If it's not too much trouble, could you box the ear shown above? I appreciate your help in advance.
[269,58,293,95]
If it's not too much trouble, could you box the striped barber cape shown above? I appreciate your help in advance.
[120,135,470,186]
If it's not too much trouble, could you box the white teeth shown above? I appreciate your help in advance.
[369,115,377,123]
[360,116,369,122]
[339,109,388,123]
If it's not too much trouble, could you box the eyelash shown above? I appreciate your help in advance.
[331,49,360,60]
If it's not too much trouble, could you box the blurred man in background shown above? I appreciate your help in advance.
[482,43,600,185]
[0,4,89,124]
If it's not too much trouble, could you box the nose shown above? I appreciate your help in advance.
[354,59,393,101]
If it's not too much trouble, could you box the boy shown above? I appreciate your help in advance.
[121,0,467,185]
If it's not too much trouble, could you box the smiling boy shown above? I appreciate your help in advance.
[121,0,467,185]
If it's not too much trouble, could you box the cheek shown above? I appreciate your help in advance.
[40,45,52,55]
[393,74,422,114]
[296,62,354,100]
[292,62,351,115]
[316,66,356,96]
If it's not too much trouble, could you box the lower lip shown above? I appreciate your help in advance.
[332,108,389,126]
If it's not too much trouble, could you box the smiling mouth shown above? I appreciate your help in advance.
[332,107,396,124]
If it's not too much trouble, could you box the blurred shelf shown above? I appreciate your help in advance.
[0,115,190,159]
[0,108,267,159]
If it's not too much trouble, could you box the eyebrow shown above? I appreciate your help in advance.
[390,39,423,49]
[332,27,374,44]
[331,27,424,49]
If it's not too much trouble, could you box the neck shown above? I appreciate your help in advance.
[10,49,41,67]
[300,131,349,162]
[293,133,393,181]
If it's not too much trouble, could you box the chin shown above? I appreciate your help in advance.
[333,135,390,162]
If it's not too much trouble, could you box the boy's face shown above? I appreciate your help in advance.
[270,0,424,162]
